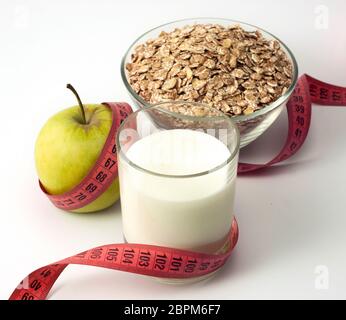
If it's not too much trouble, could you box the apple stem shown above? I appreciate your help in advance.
[66,84,87,124]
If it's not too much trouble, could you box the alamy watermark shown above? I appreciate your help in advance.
[13,5,30,30]
[16,276,29,290]
[314,5,329,30]
[314,265,329,290]
[118,125,232,168]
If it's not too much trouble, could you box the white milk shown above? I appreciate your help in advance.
[118,129,237,254]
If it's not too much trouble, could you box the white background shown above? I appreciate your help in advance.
[0,0,345,300]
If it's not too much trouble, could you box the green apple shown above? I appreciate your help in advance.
[35,84,119,213]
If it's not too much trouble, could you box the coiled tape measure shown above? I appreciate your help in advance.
[9,74,346,300]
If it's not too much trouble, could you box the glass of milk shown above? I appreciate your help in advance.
[117,102,240,283]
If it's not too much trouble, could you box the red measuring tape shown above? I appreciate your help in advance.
[9,219,238,300]
[9,74,346,300]
[39,102,133,211]
[239,74,346,172]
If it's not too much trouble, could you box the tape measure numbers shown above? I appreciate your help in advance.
[39,102,133,211]
[10,219,239,300]
[9,74,346,300]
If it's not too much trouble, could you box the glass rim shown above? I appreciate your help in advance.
[120,17,299,123]
[116,102,240,179]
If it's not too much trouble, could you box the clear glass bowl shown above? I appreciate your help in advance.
[121,18,298,148]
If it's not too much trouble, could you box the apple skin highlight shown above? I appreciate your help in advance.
[35,104,120,213]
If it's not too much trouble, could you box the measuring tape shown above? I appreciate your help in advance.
[238,74,346,172]
[9,219,238,300]
[39,75,346,210]
[39,102,133,211]
[9,74,346,300]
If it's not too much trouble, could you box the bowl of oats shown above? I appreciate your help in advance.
[121,18,298,147]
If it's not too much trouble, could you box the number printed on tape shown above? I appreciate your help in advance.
[10,75,346,299]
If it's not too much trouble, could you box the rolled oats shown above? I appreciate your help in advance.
[126,24,293,117]
[162,78,177,91]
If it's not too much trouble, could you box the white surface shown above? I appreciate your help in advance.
[0,0,345,300]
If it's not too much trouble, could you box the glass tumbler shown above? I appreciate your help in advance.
[117,102,240,283]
